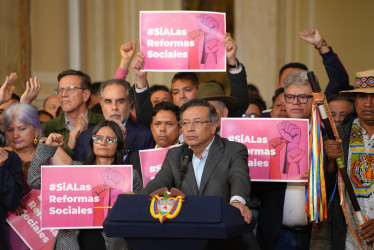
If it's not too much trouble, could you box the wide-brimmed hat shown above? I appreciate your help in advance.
[340,69,374,96]
[196,81,239,112]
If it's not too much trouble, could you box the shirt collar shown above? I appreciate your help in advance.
[192,136,215,159]
[64,110,88,131]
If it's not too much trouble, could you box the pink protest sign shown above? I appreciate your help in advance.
[140,11,226,72]
[139,145,181,187]
[41,165,132,229]
[7,190,57,249]
[221,118,309,182]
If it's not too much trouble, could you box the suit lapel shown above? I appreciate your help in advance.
[198,135,224,195]
[184,161,199,195]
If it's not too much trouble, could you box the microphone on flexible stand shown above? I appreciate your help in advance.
[178,146,193,190]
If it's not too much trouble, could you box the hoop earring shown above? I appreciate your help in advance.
[34,137,38,145]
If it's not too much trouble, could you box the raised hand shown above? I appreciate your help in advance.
[120,41,136,61]
[0,72,17,105]
[45,133,65,147]
[20,76,41,104]
[299,28,324,48]
[119,41,137,70]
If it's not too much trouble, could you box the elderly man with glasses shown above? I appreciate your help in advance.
[42,69,104,157]
[256,71,317,250]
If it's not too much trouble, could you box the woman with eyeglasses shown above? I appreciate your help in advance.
[28,120,142,249]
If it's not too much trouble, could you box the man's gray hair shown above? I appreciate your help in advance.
[99,79,131,100]
[283,70,310,91]
[211,100,227,111]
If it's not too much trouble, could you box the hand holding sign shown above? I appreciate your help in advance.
[224,33,238,65]
[131,52,147,88]
[11,200,26,216]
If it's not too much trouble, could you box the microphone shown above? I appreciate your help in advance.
[178,146,193,190]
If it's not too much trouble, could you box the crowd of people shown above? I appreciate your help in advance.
[0,26,373,250]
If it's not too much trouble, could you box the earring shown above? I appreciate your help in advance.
[34,137,38,145]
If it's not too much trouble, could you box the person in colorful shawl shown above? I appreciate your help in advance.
[325,69,374,249]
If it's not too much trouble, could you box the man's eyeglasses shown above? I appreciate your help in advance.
[92,135,118,145]
[179,119,213,128]
[54,86,85,95]
[284,94,313,104]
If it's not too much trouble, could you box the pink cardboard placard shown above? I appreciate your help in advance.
[7,190,57,250]
[139,145,181,187]
[221,118,309,182]
[140,11,226,72]
[41,165,132,229]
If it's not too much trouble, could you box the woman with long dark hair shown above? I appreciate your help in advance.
[28,120,141,249]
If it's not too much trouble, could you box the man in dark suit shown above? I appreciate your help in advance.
[139,99,251,223]
[130,102,181,180]
[74,79,155,162]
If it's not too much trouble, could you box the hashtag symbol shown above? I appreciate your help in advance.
[149,166,156,173]
[147,28,153,36]
[228,135,234,141]
[49,183,56,191]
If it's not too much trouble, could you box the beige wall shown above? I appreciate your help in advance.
[235,0,374,107]
[31,0,181,108]
[30,0,374,109]
[0,0,30,97]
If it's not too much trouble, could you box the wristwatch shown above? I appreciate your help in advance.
[228,58,240,68]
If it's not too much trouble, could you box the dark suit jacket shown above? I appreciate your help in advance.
[74,118,155,162]
[0,151,24,250]
[330,116,356,250]
[133,64,249,127]
[139,134,251,203]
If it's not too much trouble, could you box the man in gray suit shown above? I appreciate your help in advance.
[139,99,252,224]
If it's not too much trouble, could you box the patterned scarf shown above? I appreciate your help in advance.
[349,118,374,198]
